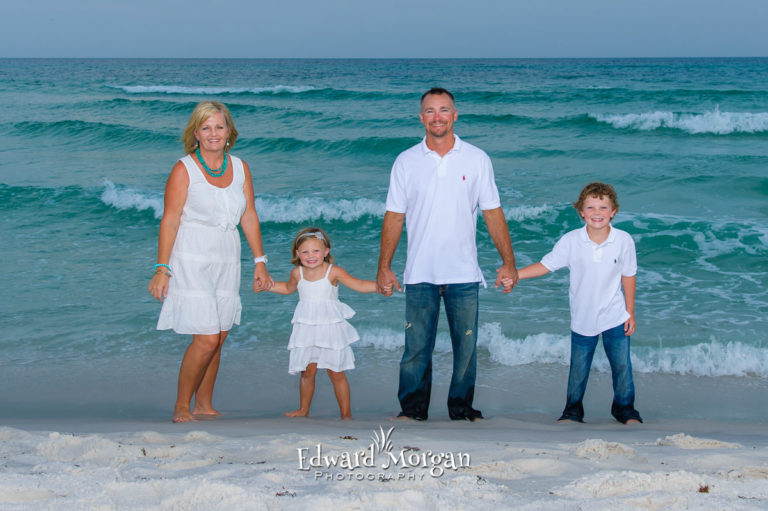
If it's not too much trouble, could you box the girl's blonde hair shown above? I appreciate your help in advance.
[290,227,334,266]
[181,101,239,155]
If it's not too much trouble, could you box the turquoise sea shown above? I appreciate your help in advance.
[1,58,767,422]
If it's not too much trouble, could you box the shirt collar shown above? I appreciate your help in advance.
[578,224,616,246]
[420,134,462,156]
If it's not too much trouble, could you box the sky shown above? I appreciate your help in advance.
[1,0,766,59]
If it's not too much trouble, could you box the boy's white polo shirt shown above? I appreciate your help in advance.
[541,225,637,336]
[385,135,501,286]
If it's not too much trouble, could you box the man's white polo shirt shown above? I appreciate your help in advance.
[541,225,637,336]
[385,135,501,286]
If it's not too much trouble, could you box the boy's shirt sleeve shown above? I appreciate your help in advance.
[541,235,569,272]
[621,234,638,277]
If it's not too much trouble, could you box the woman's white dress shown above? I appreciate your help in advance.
[157,154,246,335]
[288,265,358,374]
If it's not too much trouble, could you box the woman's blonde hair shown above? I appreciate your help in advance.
[181,101,238,155]
[290,227,334,266]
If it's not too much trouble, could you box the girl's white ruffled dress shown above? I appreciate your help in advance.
[288,264,358,374]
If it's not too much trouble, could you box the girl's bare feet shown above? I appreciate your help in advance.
[285,409,309,418]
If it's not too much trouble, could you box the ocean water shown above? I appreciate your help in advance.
[1,58,767,422]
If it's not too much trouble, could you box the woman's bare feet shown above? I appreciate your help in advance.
[285,409,309,418]
[192,405,222,418]
[172,405,197,423]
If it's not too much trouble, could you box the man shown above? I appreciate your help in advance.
[377,87,518,421]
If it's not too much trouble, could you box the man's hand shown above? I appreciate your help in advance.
[495,264,519,293]
[376,267,402,297]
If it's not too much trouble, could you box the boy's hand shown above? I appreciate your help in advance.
[495,265,519,293]
[624,315,636,336]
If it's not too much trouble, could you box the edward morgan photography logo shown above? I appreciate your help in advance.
[297,426,471,481]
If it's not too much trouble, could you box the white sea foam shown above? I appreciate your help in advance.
[473,323,768,378]
[632,340,768,378]
[113,85,317,95]
[101,179,164,218]
[482,323,571,366]
[505,204,554,222]
[254,195,385,223]
[100,181,385,222]
[592,107,768,134]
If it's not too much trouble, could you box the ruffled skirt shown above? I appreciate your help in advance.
[157,223,241,335]
[287,299,358,374]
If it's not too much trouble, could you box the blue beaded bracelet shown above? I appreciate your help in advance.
[154,263,171,271]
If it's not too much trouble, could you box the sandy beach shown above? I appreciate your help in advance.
[2,411,768,510]
[3,345,768,509]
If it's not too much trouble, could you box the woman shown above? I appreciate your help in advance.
[149,101,272,423]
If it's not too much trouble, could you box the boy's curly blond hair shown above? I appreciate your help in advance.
[573,182,620,212]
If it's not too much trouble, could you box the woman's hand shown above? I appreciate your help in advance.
[253,264,274,293]
[149,272,170,302]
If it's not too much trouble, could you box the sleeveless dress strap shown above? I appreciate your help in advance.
[299,266,304,280]
[324,264,333,279]
[230,155,245,187]
[180,154,204,184]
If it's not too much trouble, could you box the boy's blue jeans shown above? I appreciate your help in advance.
[560,323,643,424]
[398,282,482,421]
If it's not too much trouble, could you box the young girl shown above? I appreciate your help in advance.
[270,227,377,420]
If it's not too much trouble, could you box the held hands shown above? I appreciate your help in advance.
[253,264,274,293]
[376,267,401,297]
[495,264,519,294]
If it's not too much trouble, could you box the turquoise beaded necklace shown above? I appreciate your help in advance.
[196,148,228,177]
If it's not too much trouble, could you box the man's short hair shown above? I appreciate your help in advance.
[421,87,455,104]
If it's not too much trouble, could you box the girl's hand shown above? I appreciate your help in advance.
[376,267,401,296]
[148,273,170,302]
[253,262,274,293]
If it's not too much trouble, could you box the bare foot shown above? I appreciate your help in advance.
[556,418,578,423]
[172,406,197,423]
[285,409,309,418]
[192,406,222,418]
[341,415,353,421]
[624,419,641,425]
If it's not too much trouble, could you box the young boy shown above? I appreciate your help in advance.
[516,182,642,424]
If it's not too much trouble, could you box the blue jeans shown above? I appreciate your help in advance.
[560,323,642,424]
[398,282,481,420]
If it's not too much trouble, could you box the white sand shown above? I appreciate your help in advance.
[2,415,768,510]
